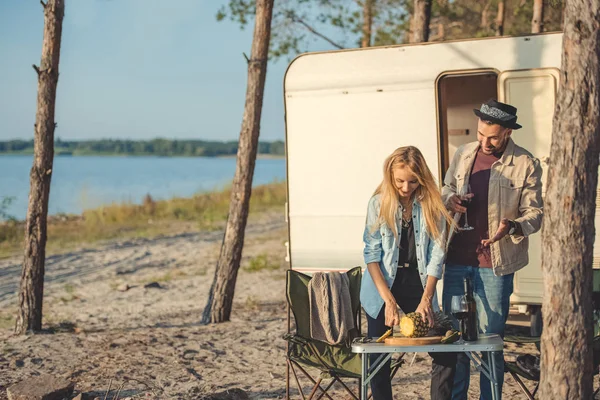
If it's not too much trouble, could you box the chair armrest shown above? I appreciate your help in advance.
[283,333,310,346]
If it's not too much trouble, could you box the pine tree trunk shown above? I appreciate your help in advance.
[540,0,600,396]
[361,0,374,47]
[437,21,445,40]
[15,0,65,335]
[495,0,505,36]
[201,0,273,324]
[532,0,544,33]
[410,0,432,43]
[481,0,493,31]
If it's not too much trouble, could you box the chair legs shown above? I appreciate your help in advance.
[288,359,335,400]
[288,359,307,400]
[286,353,405,400]
[508,371,536,400]
[306,378,323,400]
[312,379,336,400]
[331,376,359,400]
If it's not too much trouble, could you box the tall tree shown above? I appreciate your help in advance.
[531,0,544,32]
[362,0,375,47]
[202,0,274,324]
[495,0,505,35]
[410,0,432,42]
[15,0,65,335]
[540,0,600,396]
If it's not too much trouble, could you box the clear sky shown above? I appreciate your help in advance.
[0,0,339,142]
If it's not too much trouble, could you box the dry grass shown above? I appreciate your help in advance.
[0,312,14,330]
[243,253,281,273]
[0,182,286,258]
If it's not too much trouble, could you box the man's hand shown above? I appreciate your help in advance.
[481,218,511,247]
[447,193,474,214]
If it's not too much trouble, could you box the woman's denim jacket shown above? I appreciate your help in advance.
[360,194,446,319]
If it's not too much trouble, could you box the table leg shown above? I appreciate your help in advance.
[490,351,499,400]
[361,353,368,400]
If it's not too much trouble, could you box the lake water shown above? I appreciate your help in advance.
[0,155,286,220]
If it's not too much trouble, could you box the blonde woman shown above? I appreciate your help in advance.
[360,146,456,400]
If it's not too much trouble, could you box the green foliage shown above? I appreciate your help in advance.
[0,312,14,330]
[60,283,79,303]
[429,0,563,41]
[0,197,19,250]
[0,138,286,157]
[243,253,280,272]
[217,0,564,60]
[215,0,412,58]
[0,197,15,222]
[507,0,563,36]
[142,268,189,285]
[64,283,75,294]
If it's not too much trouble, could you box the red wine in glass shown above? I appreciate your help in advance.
[460,185,474,231]
[453,311,469,320]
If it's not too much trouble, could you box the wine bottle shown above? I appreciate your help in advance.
[463,277,479,341]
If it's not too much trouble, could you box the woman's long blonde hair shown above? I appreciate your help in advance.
[373,146,454,245]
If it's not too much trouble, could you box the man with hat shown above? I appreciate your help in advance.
[441,99,543,399]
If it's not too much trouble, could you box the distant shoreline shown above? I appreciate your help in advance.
[0,138,285,158]
[0,152,285,159]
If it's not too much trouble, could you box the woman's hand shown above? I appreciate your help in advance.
[384,299,400,327]
[416,296,434,328]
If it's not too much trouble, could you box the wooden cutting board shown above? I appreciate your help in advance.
[384,335,443,345]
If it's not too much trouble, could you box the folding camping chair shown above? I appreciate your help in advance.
[284,267,403,400]
[504,335,600,399]
[503,335,541,399]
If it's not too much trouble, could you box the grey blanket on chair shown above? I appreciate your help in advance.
[308,272,355,345]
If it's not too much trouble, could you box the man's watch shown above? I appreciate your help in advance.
[508,220,518,235]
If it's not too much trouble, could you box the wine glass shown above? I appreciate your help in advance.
[451,295,468,344]
[459,184,474,231]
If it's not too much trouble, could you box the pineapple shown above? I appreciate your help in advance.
[399,311,454,338]
[399,312,429,338]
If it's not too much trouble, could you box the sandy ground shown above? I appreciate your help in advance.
[0,211,595,399]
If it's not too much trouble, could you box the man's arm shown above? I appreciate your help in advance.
[511,157,543,243]
[442,148,461,207]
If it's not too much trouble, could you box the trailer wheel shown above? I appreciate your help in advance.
[530,306,543,337]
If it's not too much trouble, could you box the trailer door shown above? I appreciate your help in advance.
[497,68,559,305]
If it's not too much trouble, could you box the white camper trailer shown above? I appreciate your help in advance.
[283,32,597,334]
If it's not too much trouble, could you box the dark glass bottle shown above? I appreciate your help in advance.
[463,277,479,341]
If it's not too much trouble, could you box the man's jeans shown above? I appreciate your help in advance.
[442,265,514,400]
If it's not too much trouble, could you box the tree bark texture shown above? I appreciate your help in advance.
[15,0,64,335]
[202,0,273,324]
[410,0,432,43]
[361,0,374,47]
[532,0,544,33]
[495,0,505,36]
[540,0,600,396]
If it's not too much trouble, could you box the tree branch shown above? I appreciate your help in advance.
[288,14,345,49]
[40,0,47,8]
[32,65,41,76]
